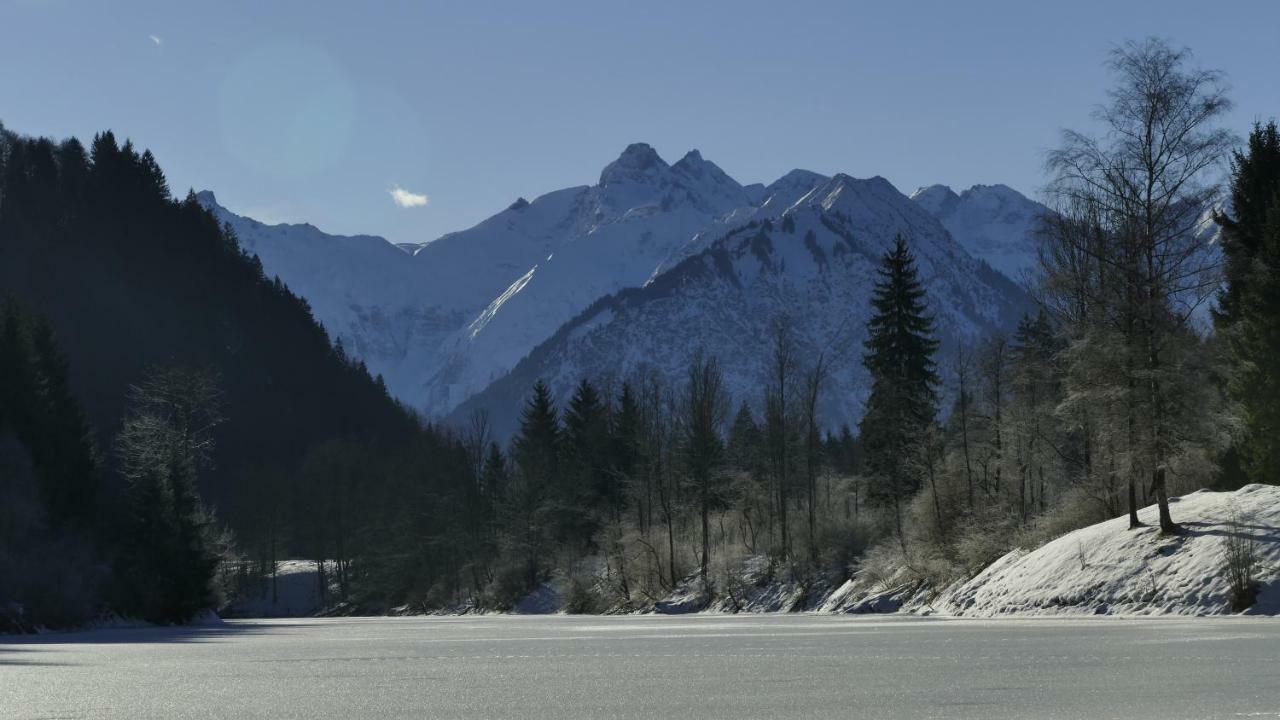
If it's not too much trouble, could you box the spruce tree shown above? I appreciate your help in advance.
[858,235,939,541]
[1216,121,1280,327]
[611,382,642,521]
[512,381,560,489]
[0,300,100,531]
[506,381,560,587]
[1216,120,1280,486]
[561,378,609,546]
[1231,200,1280,483]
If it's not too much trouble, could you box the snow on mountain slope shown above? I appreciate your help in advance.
[910,183,1049,283]
[197,192,464,400]
[204,153,1039,429]
[200,184,599,405]
[202,145,823,420]
[931,484,1280,617]
[417,145,812,416]
[449,173,1031,439]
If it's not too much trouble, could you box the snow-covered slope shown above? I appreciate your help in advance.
[910,184,1049,283]
[933,484,1280,617]
[417,144,791,415]
[205,146,830,419]
[205,154,1042,430]
[450,173,1030,438]
[198,191,466,402]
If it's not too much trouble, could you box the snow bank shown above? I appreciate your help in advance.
[932,484,1280,617]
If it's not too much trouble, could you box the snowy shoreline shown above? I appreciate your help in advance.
[216,485,1279,622]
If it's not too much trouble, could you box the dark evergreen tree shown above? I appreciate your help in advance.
[858,236,939,540]
[505,381,560,587]
[0,300,100,531]
[513,381,560,485]
[480,442,509,500]
[560,378,610,546]
[1216,121,1280,326]
[1215,120,1280,486]
[1230,197,1280,484]
[611,382,642,521]
[0,300,107,629]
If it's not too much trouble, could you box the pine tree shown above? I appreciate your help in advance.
[0,300,100,531]
[506,381,560,587]
[1231,199,1280,483]
[1215,120,1280,486]
[512,380,560,490]
[611,382,642,523]
[1216,121,1280,327]
[859,235,939,542]
[561,378,609,546]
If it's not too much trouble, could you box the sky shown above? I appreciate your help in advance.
[2,0,1277,245]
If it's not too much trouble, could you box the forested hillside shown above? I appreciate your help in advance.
[0,128,420,512]
[0,126,473,627]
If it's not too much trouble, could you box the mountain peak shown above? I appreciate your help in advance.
[195,189,218,207]
[771,169,827,187]
[599,142,668,186]
[911,182,1047,281]
[620,141,658,158]
[910,184,961,217]
[672,148,732,184]
[959,183,1025,203]
[676,148,704,165]
[817,174,900,203]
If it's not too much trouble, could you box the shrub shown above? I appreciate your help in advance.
[1220,506,1260,612]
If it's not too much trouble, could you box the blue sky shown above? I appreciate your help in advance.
[2,0,1276,244]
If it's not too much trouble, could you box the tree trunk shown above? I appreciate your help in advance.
[700,486,710,589]
[1153,466,1178,534]
[927,451,943,535]
[1127,475,1141,529]
[667,513,677,589]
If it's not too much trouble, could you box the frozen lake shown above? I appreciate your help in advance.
[2,614,1279,719]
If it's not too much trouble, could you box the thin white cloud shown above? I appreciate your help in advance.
[149,35,163,47]
[389,184,429,208]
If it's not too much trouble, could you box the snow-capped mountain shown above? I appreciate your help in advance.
[201,144,826,419]
[205,148,1041,434]
[910,184,1049,283]
[417,144,785,415]
[449,174,1031,439]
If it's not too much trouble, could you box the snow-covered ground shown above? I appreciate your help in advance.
[930,484,1280,617]
[224,486,1280,620]
[823,484,1280,618]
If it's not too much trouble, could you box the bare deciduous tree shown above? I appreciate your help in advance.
[1043,38,1233,533]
